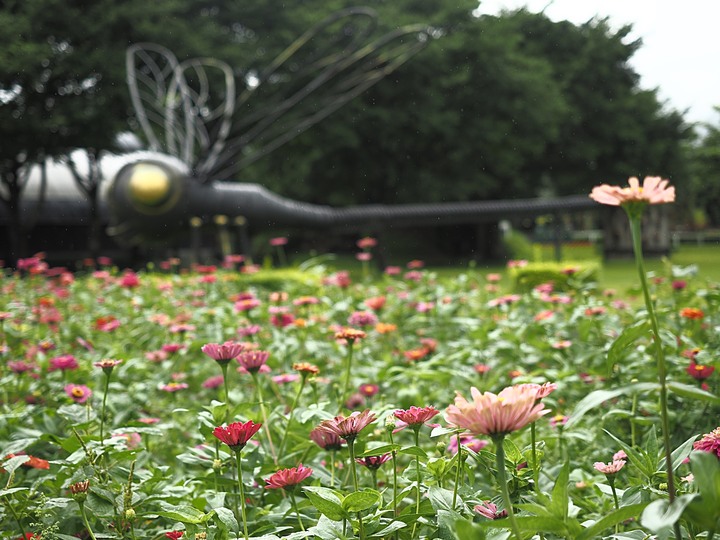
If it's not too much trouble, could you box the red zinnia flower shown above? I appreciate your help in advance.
[474,501,507,520]
[4,453,50,470]
[213,420,262,451]
[264,463,313,489]
[48,354,78,372]
[687,362,715,380]
[165,532,183,540]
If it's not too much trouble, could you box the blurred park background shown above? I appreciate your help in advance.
[1,0,719,268]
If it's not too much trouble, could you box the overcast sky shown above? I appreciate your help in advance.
[475,0,720,127]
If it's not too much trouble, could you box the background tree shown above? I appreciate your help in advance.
[687,109,720,226]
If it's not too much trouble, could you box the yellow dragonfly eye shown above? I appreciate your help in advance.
[128,163,171,206]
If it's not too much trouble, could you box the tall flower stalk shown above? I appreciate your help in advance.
[590,177,679,521]
[213,420,262,540]
[93,359,122,446]
[334,328,366,413]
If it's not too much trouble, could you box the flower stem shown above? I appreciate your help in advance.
[235,449,250,540]
[4,496,27,539]
[338,344,355,414]
[493,436,522,540]
[531,421,540,496]
[220,362,230,421]
[452,432,462,510]
[79,502,99,540]
[629,215,681,540]
[277,378,306,457]
[411,427,422,539]
[347,438,365,540]
[289,490,305,531]
[99,374,110,446]
[252,372,277,463]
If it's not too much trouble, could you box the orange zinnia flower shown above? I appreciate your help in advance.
[680,307,704,320]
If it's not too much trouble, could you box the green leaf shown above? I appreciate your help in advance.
[427,486,458,514]
[156,504,208,524]
[212,507,239,533]
[303,486,346,521]
[0,487,29,497]
[641,496,695,533]
[657,434,697,473]
[502,438,523,465]
[369,520,407,537]
[682,450,720,530]
[604,430,656,480]
[477,515,568,535]
[577,503,648,540]
[547,461,569,520]
[667,382,720,404]
[606,321,650,372]
[399,445,428,458]
[358,443,400,457]
[342,489,381,513]
[566,383,658,428]
[1,454,30,474]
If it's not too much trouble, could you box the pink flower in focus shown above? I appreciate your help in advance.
[202,341,245,364]
[309,426,344,451]
[394,406,439,430]
[444,384,551,437]
[315,410,376,442]
[613,450,628,461]
[65,384,92,403]
[594,460,626,475]
[264,463,313,489]
[590,176,675,206]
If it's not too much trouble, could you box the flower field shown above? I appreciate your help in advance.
[3,185,720,540]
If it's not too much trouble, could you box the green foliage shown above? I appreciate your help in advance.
[508,261,599,292]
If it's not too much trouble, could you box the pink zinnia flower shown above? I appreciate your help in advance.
[48,354,78,372]
[444,385,551,437]
[213,420,262,451]
[65,384,92,403]
[594,460,626,475]
[269,237,288,247]
[394,406,439,430]
[693,427,720,458]
[202,341,245,365]
[613,450,628,461]
[309,426,344,451]
[236,350,270,373]
[590,176,675,206]
[272,373,300,385]
[474,501,507,520]
[348,311,378,328]
[356,252,372,262]
[687,362,715,381]
[8,361,36,374]
[202,375,225,389]
[160,382,188,392]
[446,434,489,455]
[358,383,379,397]
[234,298,261,312]
[356,454,391,470]
[315,410,376,442]
[119,271,140,288]
[264,463,313,489]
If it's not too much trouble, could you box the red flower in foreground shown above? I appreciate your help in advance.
[165,532,183,540]
[265,463,313,489]
[213,420,262,451]
[309,426,344,451]
[693,427,720,458]
[236,350,270,373]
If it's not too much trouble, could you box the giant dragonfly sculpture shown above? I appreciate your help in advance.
[107,6,595,249]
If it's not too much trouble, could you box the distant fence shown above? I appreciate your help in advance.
[672,230,720,248]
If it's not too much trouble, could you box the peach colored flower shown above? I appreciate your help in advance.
[444,384,551,437]
[593,459,626,474]
[589,176,675,206]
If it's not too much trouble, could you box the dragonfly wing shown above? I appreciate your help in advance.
[206,8,430,181]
